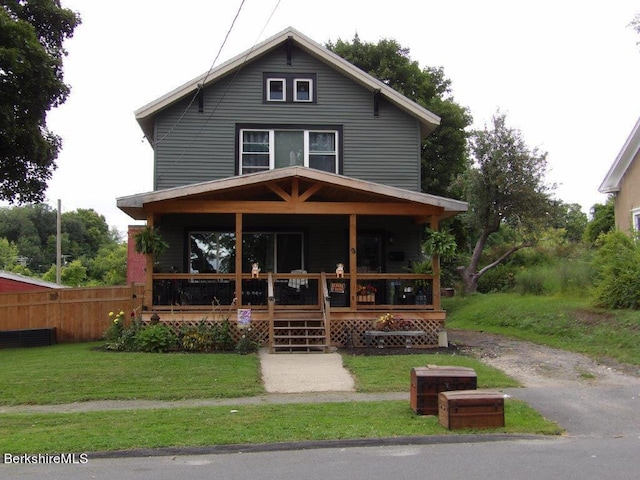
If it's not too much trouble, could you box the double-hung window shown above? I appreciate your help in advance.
[239,128,339,175]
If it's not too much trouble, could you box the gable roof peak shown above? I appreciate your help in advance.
[134,26,440,143]
[599,116,640,194]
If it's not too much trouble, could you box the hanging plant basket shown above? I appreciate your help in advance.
[134,226,169,256]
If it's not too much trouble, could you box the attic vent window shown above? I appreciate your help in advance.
[263,73,317,103]
[267,78,286,101]
[294,79,312,102]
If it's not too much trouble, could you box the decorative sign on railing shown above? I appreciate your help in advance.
[237,309,252,329]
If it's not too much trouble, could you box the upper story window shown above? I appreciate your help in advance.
[239,126,340,175]
[294,79,312,102]
[267,78,286,101]
[263,73,317,103]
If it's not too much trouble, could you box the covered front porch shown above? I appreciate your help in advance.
[117,167,467,352]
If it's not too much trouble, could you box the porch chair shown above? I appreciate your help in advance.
[280,269,309,304]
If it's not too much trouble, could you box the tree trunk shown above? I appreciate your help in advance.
[457,265,480,294]
[457,227,533,294]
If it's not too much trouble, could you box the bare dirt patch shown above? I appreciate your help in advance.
[447,329,640,388]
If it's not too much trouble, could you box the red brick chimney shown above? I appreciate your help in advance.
[127,226,146,284]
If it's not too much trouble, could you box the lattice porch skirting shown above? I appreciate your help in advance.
[155,317,443,349]
[331,318,443,348]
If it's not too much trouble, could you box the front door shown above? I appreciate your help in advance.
[356,233,383,273]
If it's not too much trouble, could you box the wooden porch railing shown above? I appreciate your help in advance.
[320,271,331,345]
[150,272,438,311]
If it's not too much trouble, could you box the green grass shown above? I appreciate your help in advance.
[0,343,517,406]
[0,400,561,454]
[0,332,561,453]
[443,293,640,366]
[342,353,520,391]
[0,343,264,405]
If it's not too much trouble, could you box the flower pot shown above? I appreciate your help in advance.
[357,294,375,303]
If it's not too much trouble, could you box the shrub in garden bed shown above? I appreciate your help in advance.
[102,311,242,354]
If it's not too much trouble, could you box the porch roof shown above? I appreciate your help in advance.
[117,167,467,221]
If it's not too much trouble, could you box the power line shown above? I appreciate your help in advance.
[155,0,283,183]
[153,0,247,147]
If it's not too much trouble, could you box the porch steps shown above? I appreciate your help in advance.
[271,314,328,353]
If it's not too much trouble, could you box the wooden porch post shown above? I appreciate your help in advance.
[430,216,441,311]
[349,214,357,309]
[235,213,243,306]
[143,215,154,312]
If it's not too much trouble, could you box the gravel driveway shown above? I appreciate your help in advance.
[448,329,640,437]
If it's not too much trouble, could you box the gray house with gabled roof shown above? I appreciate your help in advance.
[117,27,467,352]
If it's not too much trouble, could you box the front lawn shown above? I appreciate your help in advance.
[0,400,561,454]
[0,343,263,405]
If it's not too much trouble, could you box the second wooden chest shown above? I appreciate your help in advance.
[438,390,505,429]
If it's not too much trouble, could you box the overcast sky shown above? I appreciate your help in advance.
[42,0,640,235]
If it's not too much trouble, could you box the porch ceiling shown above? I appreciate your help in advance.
[117,167,468,221]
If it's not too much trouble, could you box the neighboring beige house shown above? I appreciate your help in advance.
[599,117,640,233]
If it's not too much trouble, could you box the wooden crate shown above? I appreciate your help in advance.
[438,390,505,430]
[410,366,477,415]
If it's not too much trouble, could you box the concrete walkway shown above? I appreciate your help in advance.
[259,349,356,393]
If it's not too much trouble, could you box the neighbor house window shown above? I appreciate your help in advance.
[266,78,286,101]
[633,208,640,232]
[239,128,339,175]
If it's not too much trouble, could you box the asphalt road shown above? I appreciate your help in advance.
[3,342,640,479]
[3,435,640,480]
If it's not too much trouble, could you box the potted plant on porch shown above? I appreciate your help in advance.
[356,284,377,303]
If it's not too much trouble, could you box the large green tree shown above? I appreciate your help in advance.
[583,197,615,245]
[0,1,80,203]
[0,204,122,283]
[456,112,555,293]
[327,35,471,196]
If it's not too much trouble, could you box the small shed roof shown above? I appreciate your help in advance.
[0,271,65,290]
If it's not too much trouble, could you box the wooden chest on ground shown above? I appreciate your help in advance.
[410,366,477,415]
[438,390,505,430]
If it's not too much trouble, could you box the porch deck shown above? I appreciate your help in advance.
[144,272,446,351]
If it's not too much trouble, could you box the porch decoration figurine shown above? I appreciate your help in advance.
[335,263,344,278]
[251,262,261,278]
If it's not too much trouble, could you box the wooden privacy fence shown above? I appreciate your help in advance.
[0,284,144,343]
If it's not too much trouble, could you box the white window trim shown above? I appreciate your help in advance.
[239,129,338,175]
[307,130,339,172]
[266,78,286,102]
[293,78,313,102]
[240,130,274,174]
[632,207,640,232]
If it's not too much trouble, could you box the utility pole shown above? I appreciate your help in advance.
[57,199,61,284]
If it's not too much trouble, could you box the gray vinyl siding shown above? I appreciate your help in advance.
[153,46,422,192]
